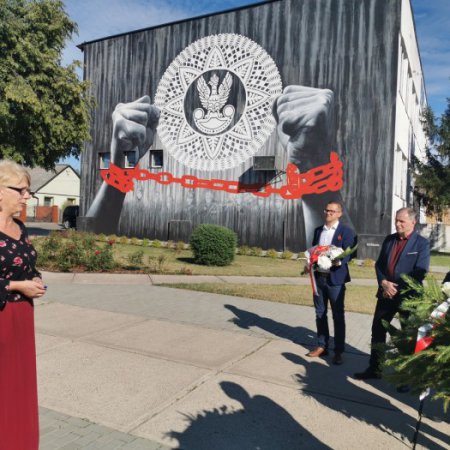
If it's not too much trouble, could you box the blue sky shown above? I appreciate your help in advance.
[60,0,449,169]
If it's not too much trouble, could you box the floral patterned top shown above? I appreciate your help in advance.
[0,219,40,310]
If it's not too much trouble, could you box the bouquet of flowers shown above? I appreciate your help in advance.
[304,244,357,295]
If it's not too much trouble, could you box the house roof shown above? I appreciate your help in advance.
[28,164,79,193]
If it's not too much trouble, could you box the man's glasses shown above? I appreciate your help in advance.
[7,186,31,196]
[324,209,340,214]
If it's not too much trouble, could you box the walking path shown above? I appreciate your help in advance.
[36,272,449,449]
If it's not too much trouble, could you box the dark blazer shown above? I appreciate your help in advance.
[375,230,430,298]
[312,223,356,286]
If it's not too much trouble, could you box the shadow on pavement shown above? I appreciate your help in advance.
[224,304,449,448]
[284,352,449,449]
[224,303,318,349]
[166,381,331,450]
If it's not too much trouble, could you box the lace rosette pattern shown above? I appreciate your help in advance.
[155,33,283,172]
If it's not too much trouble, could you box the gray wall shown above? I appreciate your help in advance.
[80,0,400,257]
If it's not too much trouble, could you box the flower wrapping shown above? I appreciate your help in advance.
[304,244,357,295]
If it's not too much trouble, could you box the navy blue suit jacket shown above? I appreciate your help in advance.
[312,223,356,286]
[375,230,430,298]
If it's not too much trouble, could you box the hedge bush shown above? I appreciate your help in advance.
[190,224,237,266]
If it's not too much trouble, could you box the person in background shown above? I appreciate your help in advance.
[306,201,356,365]
[0,160,47,450]
[354,207,430,380]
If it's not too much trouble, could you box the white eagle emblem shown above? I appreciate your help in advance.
[193,73,235,135]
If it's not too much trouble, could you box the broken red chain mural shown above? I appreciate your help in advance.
[101,152,343,200]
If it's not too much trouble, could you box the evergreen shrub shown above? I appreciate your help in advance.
[190,224,237,266]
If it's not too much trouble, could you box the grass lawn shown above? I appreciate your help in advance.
[159,283,379,315]
[112,244,446,278]
[430,251,450,267]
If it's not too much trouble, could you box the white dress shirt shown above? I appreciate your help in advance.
[316,221,340,273]
[318,221,339,246]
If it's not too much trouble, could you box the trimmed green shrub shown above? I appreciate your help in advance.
[152,239,162,248]
[190,224,237,266]
[119,235,129,245]
[175,241,186,253]
[266,248,278,258]
[238,245,251,256]
[130,237,140,246]
[281,250,294,260]
[250,246,263,257]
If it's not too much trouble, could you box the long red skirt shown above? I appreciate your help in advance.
[0,301,39,450]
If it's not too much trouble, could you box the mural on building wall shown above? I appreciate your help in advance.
[86,33,347,244]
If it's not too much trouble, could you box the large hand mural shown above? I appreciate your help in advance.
[85,33,350,245]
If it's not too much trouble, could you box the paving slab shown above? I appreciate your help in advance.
[35,302,145,339]
[39,407,170,450]
[37,340,209,432]
[83,318,268,369]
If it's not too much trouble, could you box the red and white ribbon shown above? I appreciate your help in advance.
[414,297,450,353]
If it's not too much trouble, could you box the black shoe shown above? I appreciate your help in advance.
[354,368,381,380]
[332,352,343,365]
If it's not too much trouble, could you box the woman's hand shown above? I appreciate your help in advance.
[9,280,46,299]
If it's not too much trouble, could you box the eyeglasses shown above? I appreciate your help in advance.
[7,186,31,196]
[323,209,340,214]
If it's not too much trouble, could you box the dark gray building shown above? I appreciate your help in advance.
[78,0,427,258]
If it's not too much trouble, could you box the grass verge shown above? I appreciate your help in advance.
[159,283,379,315]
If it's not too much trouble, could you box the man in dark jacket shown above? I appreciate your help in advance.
[306,201,356,365]
[354,207,430,379]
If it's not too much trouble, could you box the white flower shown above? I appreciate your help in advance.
[442,282,450,298]
[329,247,344,260]
[317,255,332,270]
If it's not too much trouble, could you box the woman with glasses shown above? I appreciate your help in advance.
[0,160,46,450]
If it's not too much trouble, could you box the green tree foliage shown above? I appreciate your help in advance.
[190,224,237,266]
[382,278,450,411]
[413,101,450,218]
[0,0,93,168]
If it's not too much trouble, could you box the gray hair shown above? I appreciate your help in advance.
[0,160,30,187]
[396,207,416,221]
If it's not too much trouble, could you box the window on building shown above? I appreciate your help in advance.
[44,197,53,206]
[399,43,409,102]
[394,147,402,198]
[99,152,111,169]
[125,151,137,168]
[150,150,163,168]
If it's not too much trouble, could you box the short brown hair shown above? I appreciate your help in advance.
[327,201,343,212]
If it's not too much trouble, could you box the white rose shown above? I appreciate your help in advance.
[442,282,450,298]
[329,247,344,260]
[318,255,332,270]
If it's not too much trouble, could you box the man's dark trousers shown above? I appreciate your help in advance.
[311,223,355,353]
[368,295,410,370]
[314,274,345,352]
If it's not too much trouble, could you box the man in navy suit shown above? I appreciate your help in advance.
[354,207,430,380]
[306,201,356,365]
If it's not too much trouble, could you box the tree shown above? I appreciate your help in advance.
[0,0,93,169]
[382,278,450,411]
[413,99,450,219]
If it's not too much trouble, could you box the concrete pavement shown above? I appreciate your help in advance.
[35,272,450,449]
